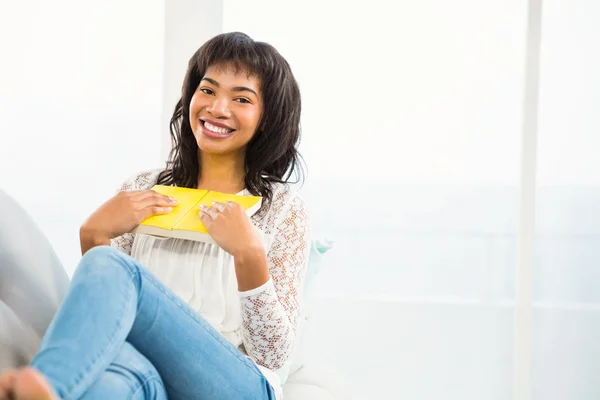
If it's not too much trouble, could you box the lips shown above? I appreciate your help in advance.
[200,119,236,139]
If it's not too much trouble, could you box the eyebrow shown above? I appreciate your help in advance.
[201,77,258,97]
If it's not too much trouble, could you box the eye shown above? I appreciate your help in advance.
[234,97,251,104]
[200,88,214,95]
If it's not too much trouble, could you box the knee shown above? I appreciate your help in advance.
[84,368,166,400]
[83,245,122,261]
[88,342,167,400]
[76,246,140,282]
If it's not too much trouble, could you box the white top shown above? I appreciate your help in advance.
[110,170,310,399]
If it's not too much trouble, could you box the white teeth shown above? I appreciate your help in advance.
[204,121,232,135]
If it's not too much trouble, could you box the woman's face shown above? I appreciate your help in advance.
[189,64,263,158]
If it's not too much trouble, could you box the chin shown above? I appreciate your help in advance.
[195,128,250,156]
[197,141,225,155]
[196,137,234,156]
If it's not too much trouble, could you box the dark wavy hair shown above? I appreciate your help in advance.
[157,32,304,208]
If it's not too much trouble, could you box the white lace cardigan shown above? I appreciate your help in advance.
[109,170,310,397]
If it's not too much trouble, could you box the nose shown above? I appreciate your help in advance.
[207,97,231,119]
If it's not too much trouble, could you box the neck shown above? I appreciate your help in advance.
[197,152,246,194]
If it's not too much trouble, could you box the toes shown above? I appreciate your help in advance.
[0,369,17,385]
[15,367,58,400]
[0,369,17,400]
[0,369,17,395]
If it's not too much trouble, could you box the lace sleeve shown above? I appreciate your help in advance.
[110,170,161,255]
[238,194,310,370]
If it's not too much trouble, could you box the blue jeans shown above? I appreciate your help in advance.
[31,245,276,400]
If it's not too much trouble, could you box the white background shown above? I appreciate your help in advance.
[1,0,599,399]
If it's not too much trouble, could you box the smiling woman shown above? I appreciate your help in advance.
[0,32,308,400]
[157,34,303,207]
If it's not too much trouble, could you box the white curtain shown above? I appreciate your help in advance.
[224,1,600,399]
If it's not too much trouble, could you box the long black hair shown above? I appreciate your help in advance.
[157,32,304,208]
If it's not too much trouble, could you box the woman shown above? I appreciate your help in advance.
[0,31,309,400]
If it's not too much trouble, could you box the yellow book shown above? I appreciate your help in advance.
[130,185,262,243]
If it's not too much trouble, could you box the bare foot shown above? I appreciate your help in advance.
[0,369,18,399]
[13,368,58,400]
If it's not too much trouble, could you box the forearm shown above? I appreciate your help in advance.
[79,227,110,256]
[233,246,270,292]
[239,283,296,369]
[238,193,309,369]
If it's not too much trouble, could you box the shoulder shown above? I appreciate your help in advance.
[269,183,307,212]
[116,169,163,192]
[254,183,308,231]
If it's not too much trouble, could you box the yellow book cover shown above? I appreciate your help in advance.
[130,185,262,243]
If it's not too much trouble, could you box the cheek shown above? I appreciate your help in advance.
[240,109,262,133]
[189,94,201,115]
[189,95,202,129]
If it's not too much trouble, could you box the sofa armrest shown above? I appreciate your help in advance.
[284,358,351,400]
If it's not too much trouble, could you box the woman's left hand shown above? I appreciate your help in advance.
[199,201,264,257]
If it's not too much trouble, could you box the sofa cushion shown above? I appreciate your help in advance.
[274,238,333,384]
[284,358,350,400]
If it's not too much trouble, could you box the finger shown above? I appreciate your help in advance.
[199,204,220,219]
[151,191,178,203]
[138,193,177,209]
[147,191,178,205]
[139,206,173,221]
[199,204,214,222]
[226,201,241,210]
[211,202,226,212]
[129,190,175,204]
[153,206,174,214]
[204,205,220,219]
[199,209,212,224]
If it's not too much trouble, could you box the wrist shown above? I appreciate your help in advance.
[79,225,110,255]
[233,245,269,292]
[232,244,266,265]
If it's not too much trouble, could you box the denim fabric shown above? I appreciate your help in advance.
[32,246,275,400]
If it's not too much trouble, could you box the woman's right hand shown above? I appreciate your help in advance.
[80,190,177,241]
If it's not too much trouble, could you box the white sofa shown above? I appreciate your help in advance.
[284,316,350,400]
[283,240,350,399]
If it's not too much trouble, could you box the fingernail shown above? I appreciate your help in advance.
[165,207,172,212]
[200,204,206,211]
[211,201,216,207]
[169,197,177,204]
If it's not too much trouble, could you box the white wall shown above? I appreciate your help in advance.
[223,1,600,399]
[0,0,222,273]
[0,0,165,271]
[537,0,600,186]
[223,1,526,398]
[161,0,223,160]
[224,0,526,184]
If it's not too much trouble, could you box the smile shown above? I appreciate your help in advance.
[200,119,235,138]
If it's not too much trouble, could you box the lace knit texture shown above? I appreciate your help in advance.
[110,170,309,371]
